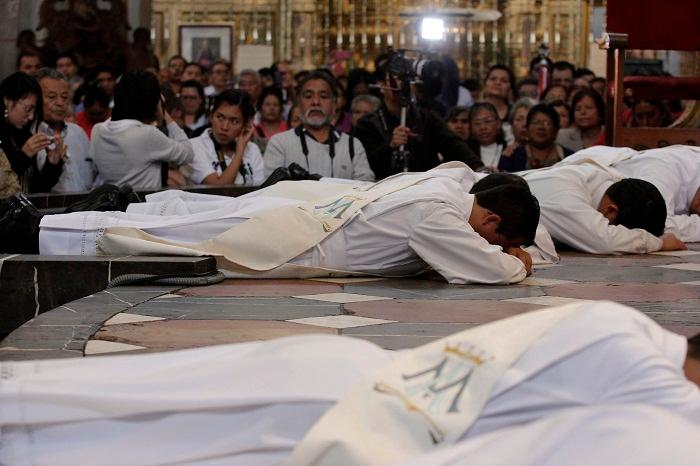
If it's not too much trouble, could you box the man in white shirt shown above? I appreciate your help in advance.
[264,71,375,181]
[1,301,698,465]
[521,162,686,254]
[36,68,96,192]
[559,145,700,243]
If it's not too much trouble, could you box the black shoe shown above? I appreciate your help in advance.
[288,163,322,181]
[118,184,141,208]
[260,167,292,189]
[0,193,42,254]
[64,184,130,213]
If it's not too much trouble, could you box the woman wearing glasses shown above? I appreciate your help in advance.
[499,103,573,172]
[0,72,67,194]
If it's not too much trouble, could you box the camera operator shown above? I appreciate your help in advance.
[353,54,483,180]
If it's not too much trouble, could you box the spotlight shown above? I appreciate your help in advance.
[421,17,445,41]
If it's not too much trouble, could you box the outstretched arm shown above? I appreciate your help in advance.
[408,205,527,284]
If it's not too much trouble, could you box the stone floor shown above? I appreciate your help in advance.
[3,245,700,360]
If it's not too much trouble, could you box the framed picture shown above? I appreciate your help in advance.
[179,25,233,70]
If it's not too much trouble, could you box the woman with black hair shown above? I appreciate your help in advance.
[500,104,573,172]
[188,90,264,186]
[180,80,208,135]
[254,86,287,142]
[556,89,606,152]
[468,102,507,172]
[1,71,66,194]
[90,69,193,189]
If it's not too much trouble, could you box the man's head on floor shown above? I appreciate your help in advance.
[468,173,540,249]
[685,333,700,386]
[597,179,666,236]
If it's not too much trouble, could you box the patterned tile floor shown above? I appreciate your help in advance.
[3,244,700,360]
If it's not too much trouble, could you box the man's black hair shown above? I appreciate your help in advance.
[55,51,78,67]
[470,172,528,193]
[605,178,667,236]
[111,69,161,122]
[574,68,595,79]
[16,52,42,70]
[474,184,540,247]
[552,60,576,76]
[688,333,700,361]
[83,84,110,109]
[296,70,339,98]
[211,89,255,122]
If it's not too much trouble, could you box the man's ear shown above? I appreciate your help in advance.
[484,212,501,227]
[602,202,620,223]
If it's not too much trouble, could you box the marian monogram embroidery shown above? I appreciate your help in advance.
[374,342,494,444]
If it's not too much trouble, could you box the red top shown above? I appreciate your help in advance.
[255,121,288,140]
[75,111,94,139]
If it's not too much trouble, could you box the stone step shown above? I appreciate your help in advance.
[0,255,217,338]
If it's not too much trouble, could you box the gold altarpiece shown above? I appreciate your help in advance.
[152,0,597,78]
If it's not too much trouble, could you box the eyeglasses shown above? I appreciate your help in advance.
[15,100,36,114]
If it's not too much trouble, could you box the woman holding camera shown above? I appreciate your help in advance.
[1,72,66,194]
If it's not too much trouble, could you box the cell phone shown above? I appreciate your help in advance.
[47,136,56,151]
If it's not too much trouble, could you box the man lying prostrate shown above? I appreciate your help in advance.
[24,162,540,284]
[397,404,700,466]
[469,172,559,265]
[1,301,698,466]
[558,145,700,243]
[520,162,686,254]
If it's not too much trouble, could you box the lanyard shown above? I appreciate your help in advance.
[296,125,337,178]
[209,131,247,183]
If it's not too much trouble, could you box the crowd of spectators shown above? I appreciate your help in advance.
[0,29,684,196]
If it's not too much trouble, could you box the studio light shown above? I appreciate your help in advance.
[421,17,445,41]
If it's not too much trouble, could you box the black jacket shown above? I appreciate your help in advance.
[0,123,62,193]
[353,105,483,180]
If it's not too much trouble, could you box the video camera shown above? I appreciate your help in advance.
[385,48,442,83]
[384,49,442,173]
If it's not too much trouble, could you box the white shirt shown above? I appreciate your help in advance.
[37,122,95,192]
[188,128,265,186]
[522,164,664,254]
[479,142,503,168]
[264,127,375,181]
[39,166,527,284]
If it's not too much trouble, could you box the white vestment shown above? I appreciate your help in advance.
[39,165,527,284]
[558,144,700,242]
[1,301,698,466]
[521,163,664,254]
[397,404,700,466]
